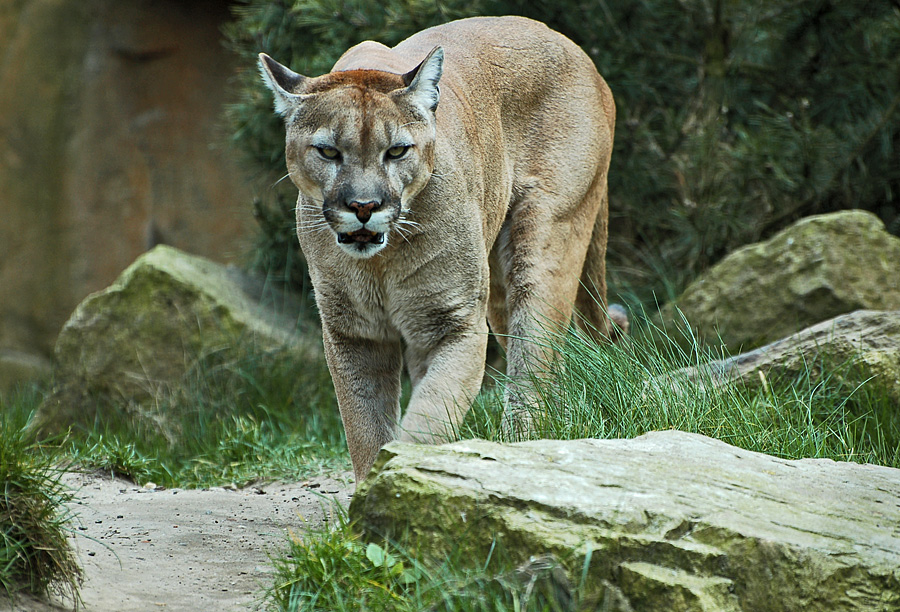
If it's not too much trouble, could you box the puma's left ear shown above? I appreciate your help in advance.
[258,53,307,117]
[401,46,443,113]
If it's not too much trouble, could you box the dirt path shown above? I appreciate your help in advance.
[3,471,354,612]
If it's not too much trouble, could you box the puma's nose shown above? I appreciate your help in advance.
[347,200,379,223]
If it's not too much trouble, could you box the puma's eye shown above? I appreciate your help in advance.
[385,145,410,160]
[315,146,341,160]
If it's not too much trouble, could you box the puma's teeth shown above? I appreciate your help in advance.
[337,230,385,245]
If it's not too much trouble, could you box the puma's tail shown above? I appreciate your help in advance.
[575,189,629,342]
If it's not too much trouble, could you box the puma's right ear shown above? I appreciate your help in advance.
[258,53,307,117]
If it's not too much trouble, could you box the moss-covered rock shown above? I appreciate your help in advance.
[659,210,900,352]
[34,245,314,435]
[350,431,900,612]
[682,309,900,404]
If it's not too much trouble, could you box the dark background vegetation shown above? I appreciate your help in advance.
[224,0,900,308]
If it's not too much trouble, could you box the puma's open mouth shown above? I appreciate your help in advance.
[337,229,385,245]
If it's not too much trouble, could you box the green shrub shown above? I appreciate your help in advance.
[225,0,900,308]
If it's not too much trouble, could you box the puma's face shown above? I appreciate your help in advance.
[285,85,436,258]
[259,49,443,259]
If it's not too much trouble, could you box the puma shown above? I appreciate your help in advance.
[259,16,625,483]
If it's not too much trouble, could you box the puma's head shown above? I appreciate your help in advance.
[259,48,443,259]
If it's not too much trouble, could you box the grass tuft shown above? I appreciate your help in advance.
[267,503,416,611]
[0,387,81,605]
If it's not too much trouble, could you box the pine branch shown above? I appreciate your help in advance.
[761,88,900,234]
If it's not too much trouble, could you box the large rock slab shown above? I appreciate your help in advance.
[351,432,900,612]
[34,245,313,435]
[659,210,900,352]
[686,309,900,403]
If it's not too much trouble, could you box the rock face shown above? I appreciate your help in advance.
[351,432,900,612]
[659,211,900,352]
[686,309,900,403]
[0,0,254,389]
[34,245,311,435]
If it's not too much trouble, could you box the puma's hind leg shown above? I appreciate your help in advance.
[495,175,605,438]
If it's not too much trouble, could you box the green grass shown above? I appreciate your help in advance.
[62,343,350,488]
[0,340,348,606]
[3,316,897,610]
[0,339,348,606]
[460,320,900,469]
[0,388,81,605]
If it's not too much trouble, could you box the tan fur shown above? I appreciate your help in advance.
[259,16,622,483]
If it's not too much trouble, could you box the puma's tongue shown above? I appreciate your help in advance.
[338,229,385,244]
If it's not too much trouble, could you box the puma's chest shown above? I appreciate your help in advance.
[310,253,484,347]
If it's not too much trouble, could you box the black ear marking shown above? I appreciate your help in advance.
[259,53,305,93]
[402,59,421,87]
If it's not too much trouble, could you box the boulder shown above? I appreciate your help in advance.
[33,245,313,435]
[658,210,900,352]
[350,431,900,612]
[683,310,900,403]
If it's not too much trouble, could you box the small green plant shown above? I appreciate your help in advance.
[266,503,581,612]
[267,505,419,611]
[0,388,81,605]
[74,436,157,484]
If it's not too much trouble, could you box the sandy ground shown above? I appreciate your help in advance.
[2,471,354,612]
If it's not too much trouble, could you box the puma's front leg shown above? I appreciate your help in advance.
[321,326,403,482]
[399,319,489,443]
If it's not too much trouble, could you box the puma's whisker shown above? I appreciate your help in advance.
[395,226,413,244]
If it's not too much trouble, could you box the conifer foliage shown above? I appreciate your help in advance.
[225,0,900,303]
